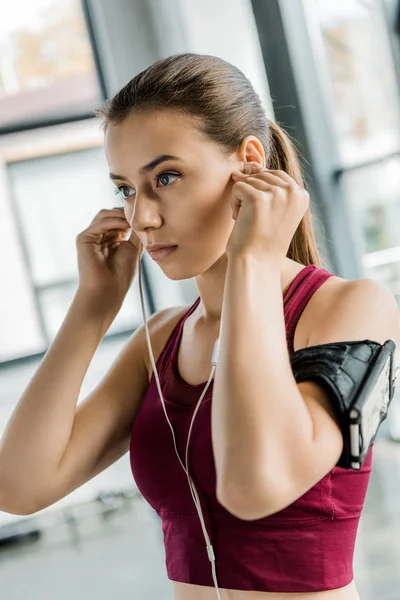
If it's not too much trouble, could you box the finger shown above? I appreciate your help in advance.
[90,207,128,225]
[232,164,263,179]
[232,169,288,189]
[242,162,264,175]
[234,177,274,192]
[101,228,127,241]
[86,217,131,236]
[249,171,289,189]
[266,169,304,189]
[125,228,144,252]
[109,230,143,256]
[100,228,128,245]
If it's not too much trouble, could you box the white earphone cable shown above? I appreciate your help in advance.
[136,240,221,599]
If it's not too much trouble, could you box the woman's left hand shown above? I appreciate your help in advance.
[227,162,310,265]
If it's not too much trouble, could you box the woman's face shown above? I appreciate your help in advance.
[104,109,240,280]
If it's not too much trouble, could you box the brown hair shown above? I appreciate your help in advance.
[96,53,323,267]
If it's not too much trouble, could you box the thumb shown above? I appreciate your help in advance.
[113,229,143,265]
[124,228,144,255]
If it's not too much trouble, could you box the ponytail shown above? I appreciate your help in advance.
[267,120,324,268]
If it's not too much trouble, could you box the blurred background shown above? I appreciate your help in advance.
[1,0,400,598]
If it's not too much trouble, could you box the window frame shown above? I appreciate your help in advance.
[0,0,107,136]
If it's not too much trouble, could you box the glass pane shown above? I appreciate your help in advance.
[0,0,102,127]
[38,280,145,342]
[0,162,46,361]
[8,147,113,286]
[7,145,146,342]
[314,0,400,164]
[340,156,400,305]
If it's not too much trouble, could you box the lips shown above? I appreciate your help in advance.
[147,244,178,262]
[147,244,177,252]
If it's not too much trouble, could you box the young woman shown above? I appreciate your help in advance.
[0,53,399,600]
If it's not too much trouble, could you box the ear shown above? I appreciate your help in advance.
[237,136,265,168]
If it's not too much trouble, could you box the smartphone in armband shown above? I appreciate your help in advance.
[348,339,399,469]
[291,337,400,470]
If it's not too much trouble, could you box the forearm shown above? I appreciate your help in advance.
[0,290,118,501]
[212,254,314,500]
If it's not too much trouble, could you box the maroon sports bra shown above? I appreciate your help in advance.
[129,264,373,593]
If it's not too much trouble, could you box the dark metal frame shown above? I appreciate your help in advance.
[0,113,98,137]
[334,152,400,181]
[382,0,400,69]
[80,0,108,101]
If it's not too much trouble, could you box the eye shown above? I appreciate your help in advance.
[156,172,180,187]
[114,184,135,201]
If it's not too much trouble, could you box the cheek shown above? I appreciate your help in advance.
[202,179,234,221]
[187,181,234,240]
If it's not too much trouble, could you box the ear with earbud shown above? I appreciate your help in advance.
[234,162,263,178]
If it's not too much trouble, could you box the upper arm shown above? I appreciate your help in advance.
[304,277,400,443]
[37,306,185,511]
[282,278,400,510]
[307,278,400,349]
[233,278,400,521]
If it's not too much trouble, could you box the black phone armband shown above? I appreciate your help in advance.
[290,339,399,469]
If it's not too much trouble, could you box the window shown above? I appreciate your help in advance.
[0,0,102,129]
[340,156,400,302]
[6,139,146,345]
[314,0,400,165]
[306,0,400,303]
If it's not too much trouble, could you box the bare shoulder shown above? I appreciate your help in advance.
[304,275,400,347]
[292,272,345,350]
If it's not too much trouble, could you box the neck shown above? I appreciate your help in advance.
[194,254,228,325]
[194,254,295,327]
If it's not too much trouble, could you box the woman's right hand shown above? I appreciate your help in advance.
[76,207,143,309]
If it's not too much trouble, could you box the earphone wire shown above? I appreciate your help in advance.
[136,240,221,599]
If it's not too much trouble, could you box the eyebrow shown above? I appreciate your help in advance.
[109,154,182,181]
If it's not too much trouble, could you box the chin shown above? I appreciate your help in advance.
[158,264,202,281]
[158,254,226,281]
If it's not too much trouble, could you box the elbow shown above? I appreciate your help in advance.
[0,500,36,517]
[1,504,38,517]
[0,482,43,516]
[0,492,42,516]
[0,463,47,516]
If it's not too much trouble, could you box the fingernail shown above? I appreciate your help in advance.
[243,163,252,174]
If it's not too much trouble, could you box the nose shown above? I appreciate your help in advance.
[127,193,162,232]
